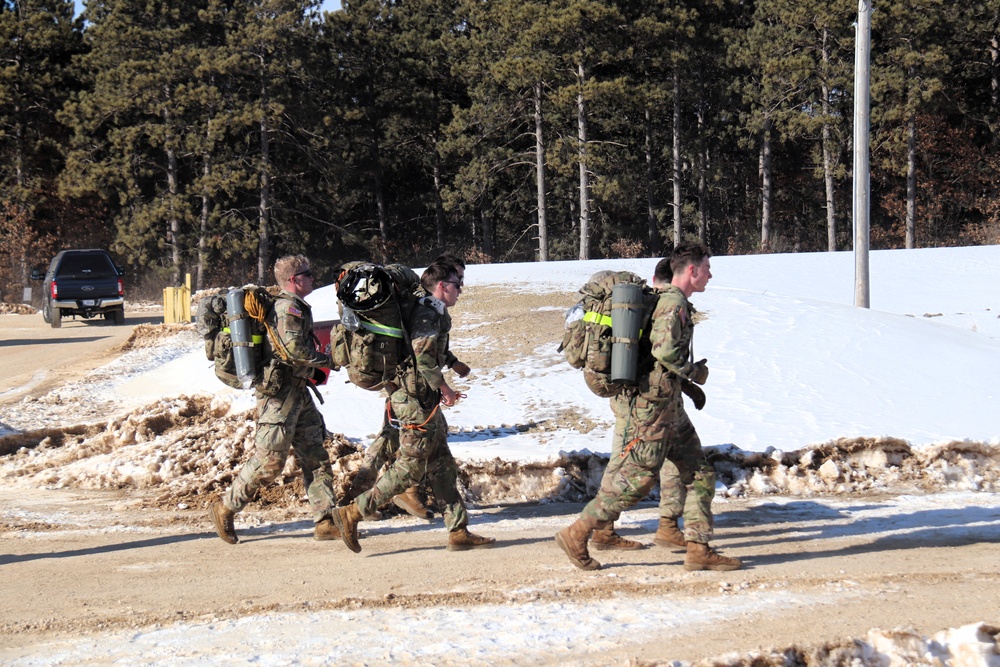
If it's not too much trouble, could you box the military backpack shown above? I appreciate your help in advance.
[559,270,658,397]
[195,285,277,389]
[329,262,423,392]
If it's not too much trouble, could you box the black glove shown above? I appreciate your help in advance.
[311,366,329,385]
[680,381,706,410]
[690,359,709,385]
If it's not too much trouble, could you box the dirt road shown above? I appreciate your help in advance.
[1,486,998,664]
[0,306,164,406]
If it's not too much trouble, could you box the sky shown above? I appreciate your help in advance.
[3,245,1000,665]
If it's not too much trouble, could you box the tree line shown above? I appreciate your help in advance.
[1,0,998,299]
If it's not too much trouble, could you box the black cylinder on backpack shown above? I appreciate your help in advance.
[610,283,644,384]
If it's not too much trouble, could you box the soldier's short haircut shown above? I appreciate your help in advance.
[669,242,711,276]
[654,256,673,285]
[274,254,310,286]
[421,256,461,292]
[433,252,466,269]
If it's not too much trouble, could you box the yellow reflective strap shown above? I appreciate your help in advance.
[582,310,612,327]
[222,327,264,344]
[582,310,644,336]
[360,320,404,338]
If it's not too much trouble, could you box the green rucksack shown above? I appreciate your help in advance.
[195,286,276,389]
[329,262,423,392]
[558,270,657,397]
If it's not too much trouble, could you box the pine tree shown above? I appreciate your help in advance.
[0,0,83,293]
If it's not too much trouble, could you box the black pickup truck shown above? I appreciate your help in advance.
[31,249,126,328]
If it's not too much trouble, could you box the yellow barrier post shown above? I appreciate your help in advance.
[163,274,193,324]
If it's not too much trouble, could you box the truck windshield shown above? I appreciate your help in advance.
[58,254,117,278]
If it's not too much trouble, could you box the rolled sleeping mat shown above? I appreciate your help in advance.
[610,282,644,384]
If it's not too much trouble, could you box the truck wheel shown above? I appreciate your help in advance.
[51,306,61,329]
[42,299,52,324]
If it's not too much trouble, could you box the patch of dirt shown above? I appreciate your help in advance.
[455,286,576,370]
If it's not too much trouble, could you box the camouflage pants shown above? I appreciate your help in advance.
[607,413,686,522]
[356,389,468,531]
[346,400,402,499]
[224,384,337,523]
[583,388,715,543]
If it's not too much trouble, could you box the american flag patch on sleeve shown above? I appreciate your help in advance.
[288,306,302,317]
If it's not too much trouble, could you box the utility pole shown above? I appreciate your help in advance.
[853,0,872,308]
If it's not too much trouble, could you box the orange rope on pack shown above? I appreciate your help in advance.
[386,400,440,433]
[245,289,291,362]
[620,437,641,458]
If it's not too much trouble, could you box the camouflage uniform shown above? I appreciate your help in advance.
[349,344,462,498]
[581,284,716,544]
[346,406,399,497]
[223,291,338,522]
[354,297,469,530]
[604,410,685,524]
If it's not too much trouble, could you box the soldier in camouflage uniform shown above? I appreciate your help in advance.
[556,243,741,571]
[333,256,495,553]
[210,255,341,545]
[590,262,690,553]
[345,255,471,521]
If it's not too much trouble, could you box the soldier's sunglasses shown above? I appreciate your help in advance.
[294,268,313,278]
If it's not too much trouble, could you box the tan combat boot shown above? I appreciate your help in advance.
[210,501,238,544]
[653,517,688,549]
[554,517,601,571]
[331,502,364,553]
[684,542,742,571]
[314,516,341,541]
[447,527,497,551]
[393,486,433,520]
[590,521,644,551]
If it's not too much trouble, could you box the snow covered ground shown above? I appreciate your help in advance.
[2,245,1000,665]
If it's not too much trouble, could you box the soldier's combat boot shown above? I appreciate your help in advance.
[554,517,601,571]
[393,486,433,520]
[447,527,496,551]
[590,521,644,551]
[684,542,742,571]
[210,501,238,544]
[332,502,363,553]
[314,516,341,541]
[653,517,688,549]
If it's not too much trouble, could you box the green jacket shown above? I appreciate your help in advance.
[273,291,330,380]
[648,284,698,381]
[402,295,453,394]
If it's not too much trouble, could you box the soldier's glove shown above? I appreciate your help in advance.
[690,359,709,385]
[451,361,471,378]
[311,367,329,385]
[680,381,706,410]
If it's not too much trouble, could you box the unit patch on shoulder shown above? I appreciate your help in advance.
[288,306,302,317]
